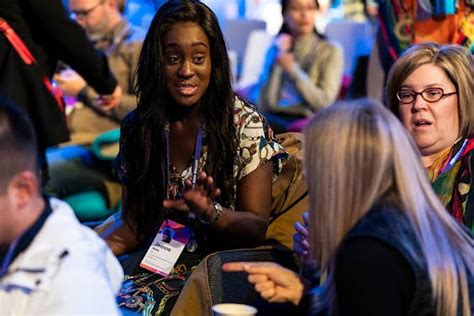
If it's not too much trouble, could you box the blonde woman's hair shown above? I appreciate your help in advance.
[304,99,474,316]
[386,42,474,137]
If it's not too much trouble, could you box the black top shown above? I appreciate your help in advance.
[0,0,117,146]
[0,0,117,93]
[335,236,416,316]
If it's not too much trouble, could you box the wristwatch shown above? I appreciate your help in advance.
[199,201,223,225]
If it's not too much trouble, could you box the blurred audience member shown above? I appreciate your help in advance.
[225,99,474,316]
[0,96,123,315]
[334,0,378,22]
[386,43,474,231]
[0,0,121,180]
[367,0,472,100]
[249,0,344,134]
[44,0,145,210]
[56,0,145,144]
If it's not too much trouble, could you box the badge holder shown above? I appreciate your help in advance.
[140,219,192,276]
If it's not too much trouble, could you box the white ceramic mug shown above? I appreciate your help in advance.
[212,303,257,316]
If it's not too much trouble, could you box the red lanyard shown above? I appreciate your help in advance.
[0,18,64,112]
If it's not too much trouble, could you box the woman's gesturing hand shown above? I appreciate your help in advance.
[163,171,221,220]
[223,261,304,305]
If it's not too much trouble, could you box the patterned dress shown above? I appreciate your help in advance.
[114,98,287,315]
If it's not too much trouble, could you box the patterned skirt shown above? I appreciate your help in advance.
[117,247,205,315]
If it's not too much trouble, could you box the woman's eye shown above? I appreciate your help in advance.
[400,92,413,99]
[426,89,442,97]
[167,56,180,64]
[193,56,205,64]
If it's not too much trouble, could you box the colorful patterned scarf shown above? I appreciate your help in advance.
[431,137,474,232]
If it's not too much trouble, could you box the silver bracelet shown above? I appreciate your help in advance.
[199,201,223,225]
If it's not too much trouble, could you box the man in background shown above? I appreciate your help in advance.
[0,96,123,314]
[56,0,145,144]
[45,0,145,212]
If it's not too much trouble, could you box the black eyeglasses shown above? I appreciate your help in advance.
[71,0,104,19]
[396,87,457,104]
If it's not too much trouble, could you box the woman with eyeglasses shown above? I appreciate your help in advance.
[386,42,474,231]
[250,0,344,134]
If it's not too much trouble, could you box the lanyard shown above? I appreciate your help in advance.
[439,138,469,176]
[0,237,20,278]
[164,123,203,199]
[0,18,65,112]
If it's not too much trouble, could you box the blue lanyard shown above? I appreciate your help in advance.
[165,123,203,198]
[439,138,468,176]
[0,237,20,278]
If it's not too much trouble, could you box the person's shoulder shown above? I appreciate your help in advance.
[233,96,258,113]
[25,198,120,274]
[43,198,115,253]
[346,201,411,241]
[121,109,138,128]
[126,22,147,44]
[233,96,266,127]
[320,37,343,55]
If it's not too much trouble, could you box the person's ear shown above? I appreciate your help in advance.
[107,0,119,9]
[8,171,39,210]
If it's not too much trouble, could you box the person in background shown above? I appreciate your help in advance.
[366,0,472,101]
[0,0,121,181]
[56,0,145,144]
[251,0,344,133]
[0,96,123,315]
[334,0,378,22]
[44,0,145,213]
[224,99,474,315]
[96,1,286,314]
[386,42,474,232]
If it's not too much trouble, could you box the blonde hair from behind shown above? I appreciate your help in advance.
[386,42,474,138]
[304,98,474,316]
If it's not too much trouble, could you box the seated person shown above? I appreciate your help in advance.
[250,0,344,133]
[0,96,123,314]
[97,1,287,314]
[45,0,145,211]
[385,43,474,231]
[56,0,145,144]
[224,99,474,315]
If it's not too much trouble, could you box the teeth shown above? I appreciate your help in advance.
[415,121,429,126]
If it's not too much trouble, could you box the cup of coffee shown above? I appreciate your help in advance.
[212,303,257,316]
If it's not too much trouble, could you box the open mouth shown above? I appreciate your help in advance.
[176,82,197,96]
[414,119,432,127]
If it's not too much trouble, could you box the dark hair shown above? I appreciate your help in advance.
[279,0,324,38]
[126,0,237,239]
[0,95,37,192]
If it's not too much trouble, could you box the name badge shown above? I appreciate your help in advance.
[140,219,191,276]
